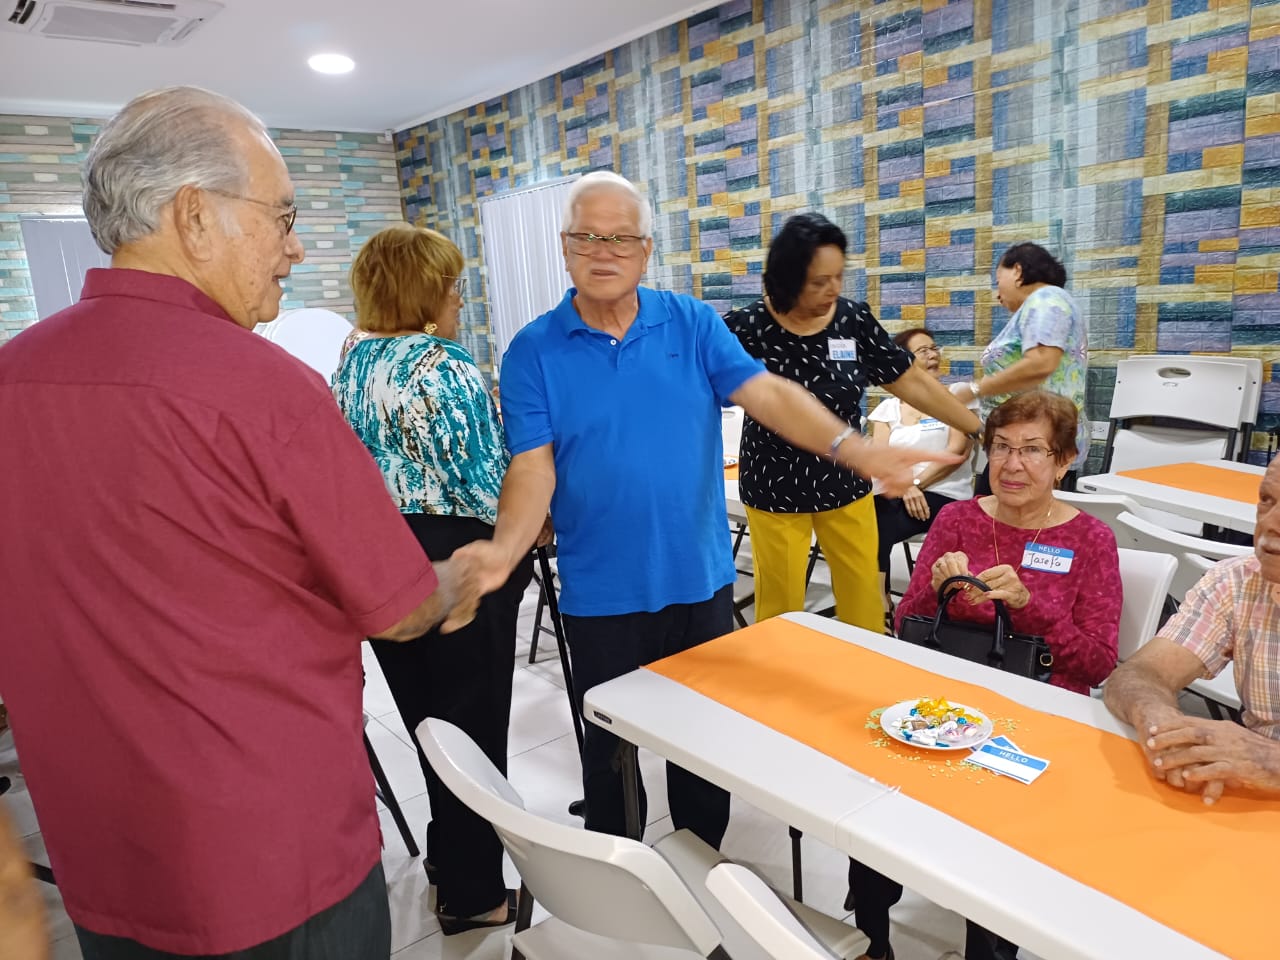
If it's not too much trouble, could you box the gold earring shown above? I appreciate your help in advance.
[423,322,438,336]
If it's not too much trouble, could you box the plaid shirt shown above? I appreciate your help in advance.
[1158,555,1280,739]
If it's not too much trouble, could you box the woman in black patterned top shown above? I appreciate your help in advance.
[724,213,979,635]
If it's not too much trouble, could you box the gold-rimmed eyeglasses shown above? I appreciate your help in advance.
[988,441,1054,464]
[564,232,647,257]
[205,187,298,234]
[442,275,468,298]
[913,343,942,357]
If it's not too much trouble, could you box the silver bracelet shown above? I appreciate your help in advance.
[828,424,858,461]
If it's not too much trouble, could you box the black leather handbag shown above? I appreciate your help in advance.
[897,574,1053,683]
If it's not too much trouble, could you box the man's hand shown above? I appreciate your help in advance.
[450,540,518,600]
[929,551,972,592]
[1146,715,1280,803]
[901,484,930,521]
[849,445,962,497]
[433,556,483,634]
[974,564,1030,609]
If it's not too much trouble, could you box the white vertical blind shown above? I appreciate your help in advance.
[18,217,111,319]
[478,177,577,372]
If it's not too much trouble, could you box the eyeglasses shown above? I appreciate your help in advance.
[205,188,298,235]
[564,232,647,258]
[988,441,1055,464]
[442,275,468,298]
[913,344,942,357]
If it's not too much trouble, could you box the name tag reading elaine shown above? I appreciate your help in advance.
[828,338,858,361]
[1022,542,1073,574]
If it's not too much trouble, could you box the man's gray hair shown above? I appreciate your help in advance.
[83,86,266,254]
[561,170,653,238]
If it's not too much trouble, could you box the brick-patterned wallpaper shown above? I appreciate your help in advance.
[396,0,1280,457]
[0,117,404,342]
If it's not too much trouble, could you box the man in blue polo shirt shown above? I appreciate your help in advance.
[459,171,958,846]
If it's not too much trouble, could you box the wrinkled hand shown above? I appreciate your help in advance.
[853,446,962,498]
[535,515,555,548]
[929,551,972,593]
[973,564,1030,609]
[430,557,482,634]
[901,484,930,521]
[1146,715,1280,803]
[449,540,516,599]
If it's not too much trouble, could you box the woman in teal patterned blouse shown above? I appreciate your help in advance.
[332,223,531,934]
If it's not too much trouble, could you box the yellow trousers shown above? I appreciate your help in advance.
[744,495,883,633]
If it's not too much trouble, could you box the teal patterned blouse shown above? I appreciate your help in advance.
[332,335,508,523]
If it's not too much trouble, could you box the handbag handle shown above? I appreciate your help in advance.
[932,574,1014,667]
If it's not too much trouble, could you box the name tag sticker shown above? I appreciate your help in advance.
[828,338,858,361]
[965,743,1051,784]
[918,417,945,430]
[1022,542,1073,574]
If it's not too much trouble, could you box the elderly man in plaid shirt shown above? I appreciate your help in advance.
[1106,458,1280,803]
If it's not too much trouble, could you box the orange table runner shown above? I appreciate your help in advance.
[647,618,1278,960]
[725,463,739,481]
[1117,461,1261,505]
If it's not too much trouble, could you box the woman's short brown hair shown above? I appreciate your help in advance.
[984,390,1078,465]
[350,223,464,334]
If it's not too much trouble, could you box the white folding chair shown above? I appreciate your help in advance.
[1177,553,1243,722]
[1113,511,1252,603]
[417,718,864,960]
[1130,355,1261,461]
[1053,490,1143,541]
[1101,356,1253,472]
[705,863,836,960]
[256,307,354,381]
[1115,547,1178,662]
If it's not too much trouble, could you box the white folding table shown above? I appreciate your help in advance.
[1078,459,1261,535]
[583,612,1227,960]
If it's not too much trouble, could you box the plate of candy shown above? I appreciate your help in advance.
[879,697,993,751]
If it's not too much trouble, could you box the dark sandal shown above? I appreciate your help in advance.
[437,889,518,936]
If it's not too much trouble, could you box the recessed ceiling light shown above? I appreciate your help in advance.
[308,53,355,75]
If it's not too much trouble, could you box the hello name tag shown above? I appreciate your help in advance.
[828,338,858,361]
[1022,542,1073,574]
[919,417,945,431]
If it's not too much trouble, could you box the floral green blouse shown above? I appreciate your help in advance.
[332,334,508,523]
[981,286,1089,467]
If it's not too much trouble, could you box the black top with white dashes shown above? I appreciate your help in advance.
[723,297,913,513]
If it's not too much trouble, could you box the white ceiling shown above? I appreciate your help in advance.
[0,0,720,132]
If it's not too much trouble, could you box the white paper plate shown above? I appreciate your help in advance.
[879,698,994,752]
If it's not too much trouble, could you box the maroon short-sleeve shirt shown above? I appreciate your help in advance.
[0,269,437,953]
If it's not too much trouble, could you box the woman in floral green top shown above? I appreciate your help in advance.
[953,242,1088,491]
[332,224,530,934]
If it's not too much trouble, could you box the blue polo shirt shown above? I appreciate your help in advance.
[501,286,765,616]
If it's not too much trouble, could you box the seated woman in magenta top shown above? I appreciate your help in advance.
[895,390,1121,695]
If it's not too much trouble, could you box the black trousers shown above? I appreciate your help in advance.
[369,513,532,919]
[562,584,733,849]
[847,861,1019,960]
[75,863,390,960]
[872,491,956,573]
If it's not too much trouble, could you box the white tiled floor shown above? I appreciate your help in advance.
[5,542,1185,959]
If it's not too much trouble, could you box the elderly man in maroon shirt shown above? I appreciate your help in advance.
[0,86,477,960]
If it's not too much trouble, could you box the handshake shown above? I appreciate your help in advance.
[431,539,526,634]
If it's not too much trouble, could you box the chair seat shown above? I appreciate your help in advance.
[513,916,707,959]
[1188,664,1241,711]
[654,831,865,960]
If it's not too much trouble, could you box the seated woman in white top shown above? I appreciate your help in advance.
[869,327,975,577]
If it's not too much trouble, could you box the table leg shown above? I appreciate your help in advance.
[619,741,642,841]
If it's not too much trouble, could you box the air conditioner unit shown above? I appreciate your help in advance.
[3,0,224,46]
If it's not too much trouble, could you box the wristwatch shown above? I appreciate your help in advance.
[912,478,922,487]
[968,379,982,398]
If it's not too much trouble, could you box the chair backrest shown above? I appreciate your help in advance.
[1129,355,1262,427]
[1113,511,1253,603]
[722,405,745,460]
[1103,357,1253,471]
[704,863,835,960]
[1115,547,1178,661]
[417,718,723,954]
[257,308,354,381]
[1054,490,1141,539]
